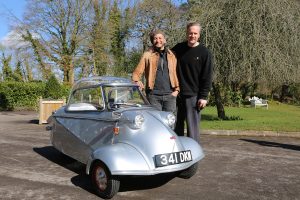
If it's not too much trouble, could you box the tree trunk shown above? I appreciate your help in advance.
[62,55,74,85]
[212,82,226,119]
[280,84,289,102]
[24,60,33,82]
[63,67,69,85]
[69,63,74,85]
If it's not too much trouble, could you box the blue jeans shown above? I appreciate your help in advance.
[147,93,177,113]
[175,95,200,143]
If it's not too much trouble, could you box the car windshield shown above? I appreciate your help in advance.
[103,86,149,109]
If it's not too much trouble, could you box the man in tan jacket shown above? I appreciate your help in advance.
[132,30,179,113]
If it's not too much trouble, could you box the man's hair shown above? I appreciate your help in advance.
[186,22,202,32]
[149,29,166,44]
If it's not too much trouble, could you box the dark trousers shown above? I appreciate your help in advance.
[147,93,177,113]
[175,96,200,143]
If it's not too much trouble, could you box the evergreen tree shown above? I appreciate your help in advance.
[109,1,137,76]
[1,53,13,81]
[44,74,63,99]
[13,61,24,82]
[91,0,111,76]
[109,1,123,65]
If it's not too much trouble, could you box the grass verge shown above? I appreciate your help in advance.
[201,101,300,132]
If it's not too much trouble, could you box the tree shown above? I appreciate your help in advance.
[17,53,34,82]
[124,48,142,77]
[109,0,123,64]
[109,0,137,76]
[187,0,300,117]
[133,0,185,51]
[13,61,24,82]
[89,0,136,77]
[1,53,14,81]
[21,30,51,80]
[20,0,92,85]
[90,0,111,76]
[44,74,63,99]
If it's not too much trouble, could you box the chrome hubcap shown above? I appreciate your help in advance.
[95,167,107,190]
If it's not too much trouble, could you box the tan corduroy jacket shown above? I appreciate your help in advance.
[132,48,179,92]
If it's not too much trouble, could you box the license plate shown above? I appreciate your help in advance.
[155,150,192,167]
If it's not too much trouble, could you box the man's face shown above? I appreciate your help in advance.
[153,34,166,50]
[187,25,200,47]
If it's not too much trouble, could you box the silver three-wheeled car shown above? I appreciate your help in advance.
[48,76,204,199]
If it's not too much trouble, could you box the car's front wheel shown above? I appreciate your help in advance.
[177,162,198,179]
[91,161,120,199]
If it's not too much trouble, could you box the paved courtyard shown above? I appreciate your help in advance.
[0,111,299,200]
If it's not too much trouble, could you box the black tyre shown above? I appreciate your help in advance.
[178,162,198,179]
[91,161,120,199]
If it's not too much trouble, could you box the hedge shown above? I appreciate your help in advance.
[0,81,70,111]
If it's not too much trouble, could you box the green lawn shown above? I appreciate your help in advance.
[201,101,300,132]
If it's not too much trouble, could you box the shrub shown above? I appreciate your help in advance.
[0,84,13,110]
[0,78,72,111]
[43,74,63,99]
[0,81,45,111]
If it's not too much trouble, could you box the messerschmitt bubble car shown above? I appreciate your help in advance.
[48,76,204,199]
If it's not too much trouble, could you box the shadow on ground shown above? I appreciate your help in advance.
[33,146,175,196]
[33,146,85,174]
[240,139,300,151]
[29,119,39,124]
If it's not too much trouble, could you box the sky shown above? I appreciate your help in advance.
[0,0,27,43]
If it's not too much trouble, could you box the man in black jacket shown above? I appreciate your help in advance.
[172,22,213,143]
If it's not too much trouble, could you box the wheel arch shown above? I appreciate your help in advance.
[86,143,150,175]
[89,159,110,176]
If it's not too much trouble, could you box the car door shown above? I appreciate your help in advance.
[55,86,115,164]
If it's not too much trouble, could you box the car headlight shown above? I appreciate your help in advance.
[134,114,144,129]
[166,113,176,128]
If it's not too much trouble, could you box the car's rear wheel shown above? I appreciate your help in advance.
[177,162,198,179]
[91,161,120,199]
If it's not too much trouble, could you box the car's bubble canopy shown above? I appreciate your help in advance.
[67,76,148,111]
[73,76,132,90]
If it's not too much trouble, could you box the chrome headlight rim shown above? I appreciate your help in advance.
[134,114,144,129]
[166,113,176,127]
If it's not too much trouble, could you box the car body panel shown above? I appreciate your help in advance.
[49,76,204,176]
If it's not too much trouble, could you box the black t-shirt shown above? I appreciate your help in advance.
[172,42,213,99]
